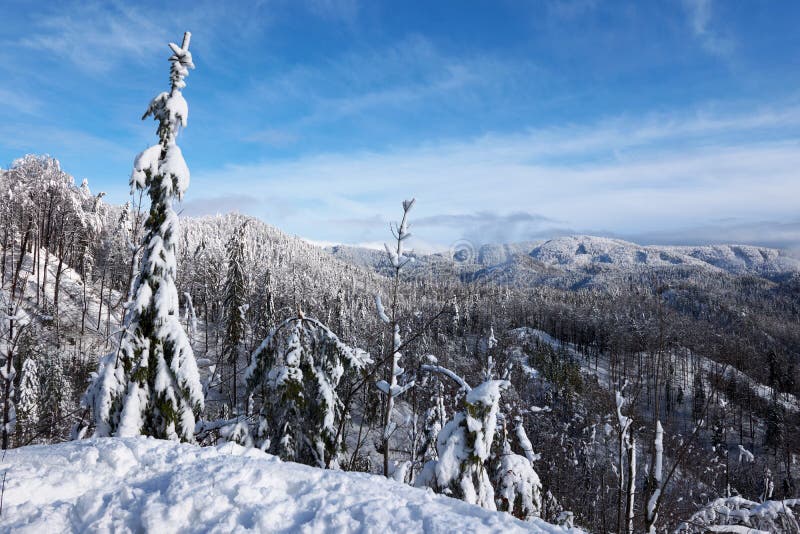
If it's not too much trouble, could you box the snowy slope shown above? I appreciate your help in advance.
[509,326,800,413]
[0,438,579,533]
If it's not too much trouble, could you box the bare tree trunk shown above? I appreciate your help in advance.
[2,244,21,451]
[33,229,39,307]
[625,436,636,534]
[618,430,625,533]
[2,302,14,450]
[41,236,50,309]
[97,260,107,329]
[81,260,88,336]
[53,235,66,321]
[105,280,112,347]
[1,224,9,285]
[12,221,32,301]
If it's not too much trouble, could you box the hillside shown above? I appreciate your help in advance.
[327,235,800,289]
[0,438,579,533]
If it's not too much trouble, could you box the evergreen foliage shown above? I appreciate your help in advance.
[246,313,370,468]
[84,32,203,442]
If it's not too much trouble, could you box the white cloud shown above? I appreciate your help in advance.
[191,103,800,248]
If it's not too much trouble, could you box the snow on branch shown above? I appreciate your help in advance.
[421,363,471,392]
[375,294,390,324]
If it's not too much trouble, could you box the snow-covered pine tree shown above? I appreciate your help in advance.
[416,374,509,510]
[418,372,447,465]
[254,268,275,342]
[83,32,203,442]
[221,221,248,412]
[39,350,74,439]
[245,312,370,468]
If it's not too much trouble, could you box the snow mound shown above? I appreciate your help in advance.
[1,438,577,533]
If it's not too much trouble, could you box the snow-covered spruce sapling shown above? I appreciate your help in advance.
[417,369,447,465]
[488,411,543,520]
[83,33,203,442]
[415,370,509,510]
[495,434,542,520]
[245,312,370,468]
[375,198,416,477]
[479,329,542,520]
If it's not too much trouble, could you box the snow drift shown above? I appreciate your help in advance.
[0,438,578,533]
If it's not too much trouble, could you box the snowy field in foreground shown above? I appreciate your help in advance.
[0,438,578,533]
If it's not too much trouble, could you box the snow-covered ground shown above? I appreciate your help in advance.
[0,438,580,533]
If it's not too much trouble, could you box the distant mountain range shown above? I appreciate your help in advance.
[326,235,800,289]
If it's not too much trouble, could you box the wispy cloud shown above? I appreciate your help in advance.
[11,1,272,74]
[682,0,734,57]
[546,0,598,20]
[415,211,560,245]
[247,35,539,128]
[18,2,168,72]
[0,123,130,164]
[244,129,300,147]
[0,88,42,115]
[302,0,359,25]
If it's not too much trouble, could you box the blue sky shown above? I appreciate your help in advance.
[2,0,800,251]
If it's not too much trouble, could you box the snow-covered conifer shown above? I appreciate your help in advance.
[418,373,447,464]
[495,438,542,520]
[246,313,370,468]
[255,269,276,340]
[417,377,509,510]
[84,33,203,442]
[222,221,248,411]
[17,357,40,433]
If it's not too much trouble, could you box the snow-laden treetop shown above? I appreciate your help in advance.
[130,32,194,198]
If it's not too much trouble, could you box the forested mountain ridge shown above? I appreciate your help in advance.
[328,235,800,288]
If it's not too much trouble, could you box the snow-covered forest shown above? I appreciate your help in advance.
[1,32,799,534]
